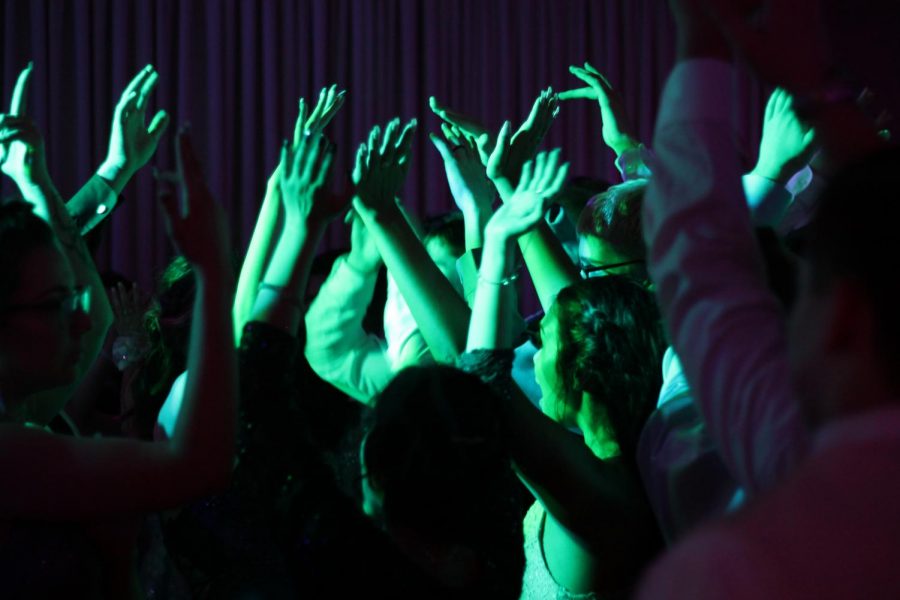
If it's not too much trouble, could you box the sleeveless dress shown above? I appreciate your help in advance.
[520,502,601,600]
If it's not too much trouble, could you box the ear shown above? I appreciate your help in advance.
[822,279,876,357]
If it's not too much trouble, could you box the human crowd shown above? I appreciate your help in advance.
[1,0,898,598]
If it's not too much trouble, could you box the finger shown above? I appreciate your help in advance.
[294,98,306,147]
[352,142,367,184]
[583,62,613,90]
[538,149,561,190]
[380,119,400,157]
[312,146,334,189]
[546,161,570,196]
[518,159,534,191]
[441,122,461,146]
[120,65,154,107]
[301,134,323,182]
[136,70,159,111]
[394,118,418,158]
[429,132,453,161]
[532,152,546,187]
[568,67,598,88]
[10,62,34,116]
[308,87,328,124]
[366,125,380,161]
[558,87,596,101]
[487,121,511,173]
[147,110,170,140]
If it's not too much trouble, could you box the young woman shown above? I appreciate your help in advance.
[464,145,666,598]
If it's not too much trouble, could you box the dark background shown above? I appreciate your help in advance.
[3,0,893,303]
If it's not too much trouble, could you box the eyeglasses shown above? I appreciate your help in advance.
[3,286,91,316]
[579,259,646,279]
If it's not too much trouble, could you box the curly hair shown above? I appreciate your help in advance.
[552,276,666,460]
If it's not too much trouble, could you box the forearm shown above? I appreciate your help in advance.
[462,203,490,250]
[518,223,580,311]
[466,237,516,350]
[173,269,237,485]
[251,222,323,335]
[359,204,470,363]
[233,178,283,344]
[646,60,806,493]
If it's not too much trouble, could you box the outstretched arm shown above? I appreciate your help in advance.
[352,118,470,363]
[465,151,656,566]
[0,64,113,413]
[233,85,345,343]
[67,65,171,235]
[484,121,578,311]
[0,129,237,519]
[250,132,341,335]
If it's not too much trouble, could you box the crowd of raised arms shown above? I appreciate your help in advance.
[0,0,897,598]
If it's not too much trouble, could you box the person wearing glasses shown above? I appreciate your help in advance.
[0,79,237,599]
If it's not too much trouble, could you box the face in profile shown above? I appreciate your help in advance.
[0,243,91,400]
[533,303,572,425]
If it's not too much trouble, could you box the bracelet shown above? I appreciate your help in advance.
[477,271,520,286]
[258,282,304,310]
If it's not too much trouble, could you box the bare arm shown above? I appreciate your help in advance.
[352,119,471,363]
[0,129,236,519]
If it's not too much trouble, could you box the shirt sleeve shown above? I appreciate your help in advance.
[643,59,809,495]
[304,255,393,404]
[66,175,117,235]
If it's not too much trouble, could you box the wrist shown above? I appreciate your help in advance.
[610,137,641,157]
[345,251,381,275]
[480,236,515,279]
[751,161,796,186]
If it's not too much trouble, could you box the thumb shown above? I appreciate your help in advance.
[429,132,453,161]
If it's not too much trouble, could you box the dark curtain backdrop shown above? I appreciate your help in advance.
[0,0,769,304]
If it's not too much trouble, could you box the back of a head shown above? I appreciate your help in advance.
[553,275,666,459]
[363,365,524,597]
[423,212,466,259]
[0,201,56,308]
[577,179,648,262]
[807,146,900,390]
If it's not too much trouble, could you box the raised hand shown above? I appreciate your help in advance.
[109,282,145,338]
[278,132,340,230]
[431,88,559,173]
[0,63,51,187]
[429,123,494,214]
[429,96,492,146]
[296,84,347,138]
[561,63,640,156]
[99,65,170,188]
[351,118,417,215]
[159,129,231,277]
[753,88,817,183]
[479,89,559,196]
[485,149,570,243]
